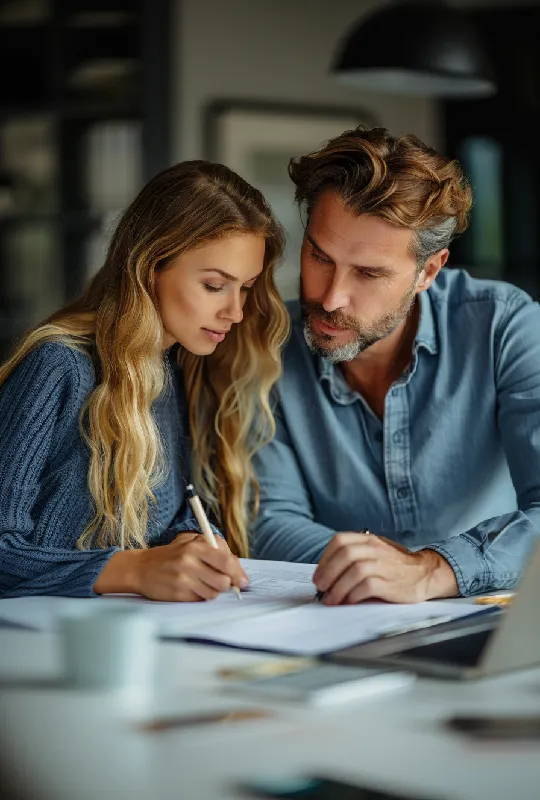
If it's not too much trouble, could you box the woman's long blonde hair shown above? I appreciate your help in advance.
[0,161,289,557]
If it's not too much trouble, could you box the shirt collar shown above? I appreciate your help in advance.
[317,355,359,404]
[415,289,438,355]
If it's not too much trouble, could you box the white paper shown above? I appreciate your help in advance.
[240,558,316,601]
[0,559,317,635]
[0,561,485,654]
[183,600,485,656]
[104,560,318,636]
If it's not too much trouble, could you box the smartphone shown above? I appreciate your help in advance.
[224,663,415,706]
[446,715,540,740]
[237,775,443,799]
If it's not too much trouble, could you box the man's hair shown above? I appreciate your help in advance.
[288,127,472,268]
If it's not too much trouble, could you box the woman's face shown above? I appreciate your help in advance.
[155,233,265,354]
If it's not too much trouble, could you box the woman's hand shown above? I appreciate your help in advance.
[94,533,248,601]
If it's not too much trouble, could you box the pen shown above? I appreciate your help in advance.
[137,708,271,732]
[186,483,242,600]
[314,529,371,602]
[475,594,514,606]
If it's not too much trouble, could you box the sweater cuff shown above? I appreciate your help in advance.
[66,549,121,599]
[156,518,224,545]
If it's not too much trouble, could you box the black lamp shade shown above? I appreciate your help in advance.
[333,1,496,98]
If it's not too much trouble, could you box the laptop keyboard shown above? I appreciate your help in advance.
[397,627,493,667]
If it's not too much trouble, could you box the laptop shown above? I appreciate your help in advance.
[326,541,540,680]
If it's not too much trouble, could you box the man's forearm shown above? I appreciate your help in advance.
[251,512,335,562]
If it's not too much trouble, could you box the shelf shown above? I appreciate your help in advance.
[63,27,139,71]
[59,101,140,120]
[0,0,170,319]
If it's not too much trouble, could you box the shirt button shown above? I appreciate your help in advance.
[391,388,399,397]
[392,430,402,444]
[397,487,409,500]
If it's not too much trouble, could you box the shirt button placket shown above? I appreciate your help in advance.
[384,384,418,533]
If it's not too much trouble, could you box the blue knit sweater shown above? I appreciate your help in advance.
[0,342,209,597]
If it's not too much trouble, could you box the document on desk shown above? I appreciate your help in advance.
[125,559,318,637]
[0,559,317,634]
[183,600,486,656]
[0,559,484,651]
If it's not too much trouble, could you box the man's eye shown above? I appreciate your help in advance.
[357,271,379,280]
[204,284,224,293]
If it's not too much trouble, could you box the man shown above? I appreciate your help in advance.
[252,126,540,604]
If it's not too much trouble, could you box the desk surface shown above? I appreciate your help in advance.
[1,626,539,800]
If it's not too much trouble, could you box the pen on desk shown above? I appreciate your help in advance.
[137,708,271,732]
[186,484,242,600]
[475,594,514,606]
[314,529,371,602]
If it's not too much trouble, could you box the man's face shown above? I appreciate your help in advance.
[300,190,420,363]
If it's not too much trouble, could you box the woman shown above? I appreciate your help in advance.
[0,161,289,600]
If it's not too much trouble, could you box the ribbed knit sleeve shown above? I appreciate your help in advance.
[0,343,119,597]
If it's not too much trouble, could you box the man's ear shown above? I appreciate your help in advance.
[415,249,449,293]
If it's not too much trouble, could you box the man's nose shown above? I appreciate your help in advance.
[321,274,350,313]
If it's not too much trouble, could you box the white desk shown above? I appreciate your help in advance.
[1,627,539,800]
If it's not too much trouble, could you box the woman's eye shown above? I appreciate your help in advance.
[204,284,224,293]
[310,248,331,265]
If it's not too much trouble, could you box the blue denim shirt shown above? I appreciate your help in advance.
[252,269,540,596]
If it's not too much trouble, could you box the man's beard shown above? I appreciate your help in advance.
[301,280,417,364]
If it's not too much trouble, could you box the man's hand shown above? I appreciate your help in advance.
[313,532,459,604]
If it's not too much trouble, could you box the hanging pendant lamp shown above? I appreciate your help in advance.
[332,0,496,98]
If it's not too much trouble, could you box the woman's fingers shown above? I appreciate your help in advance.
[197,543,247,587]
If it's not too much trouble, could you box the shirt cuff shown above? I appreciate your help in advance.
[420,535,491,596]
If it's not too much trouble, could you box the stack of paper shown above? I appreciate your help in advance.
[0,559,484,655]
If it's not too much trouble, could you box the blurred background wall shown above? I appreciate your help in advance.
[174,0,440,158]
[0,0,539,357]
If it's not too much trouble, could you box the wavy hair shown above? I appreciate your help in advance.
[289,126,473,266]
[0,161,289,557]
